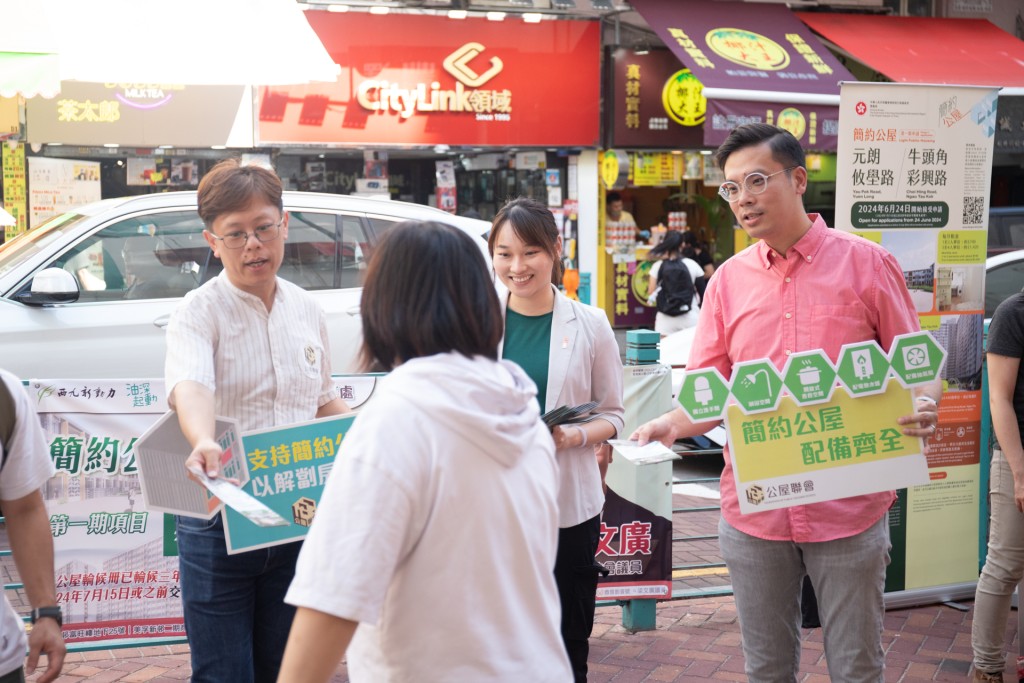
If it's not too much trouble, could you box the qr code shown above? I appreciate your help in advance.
[962,196,984,225]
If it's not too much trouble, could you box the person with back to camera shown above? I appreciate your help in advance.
[971,288,1024,683]
[277,221,572,683]
[164,159,350,683]
[631,123,942,682]
[646,229,702,337]
[488,197,625,682]
[680,230,714,300]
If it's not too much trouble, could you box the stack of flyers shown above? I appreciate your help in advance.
[542,401,599,428]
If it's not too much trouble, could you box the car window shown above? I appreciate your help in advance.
[1007,219,1024,249]
[986,258,1024,318]
[39,210,206,302]
[280,212,338,291]
[340,214,371,289]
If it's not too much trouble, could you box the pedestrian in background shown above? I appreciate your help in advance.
[646,229,702,337]
[971,288,1024,683]
[489,197,625,682]
[680,230,714,300]
[279,221,571,682]
[632,123,941,682]
[165,159,349,683]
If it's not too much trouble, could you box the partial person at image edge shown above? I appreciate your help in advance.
[0,369,66,683]
[971,288,1024,683]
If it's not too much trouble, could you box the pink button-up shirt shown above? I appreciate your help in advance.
[691,215,920,542]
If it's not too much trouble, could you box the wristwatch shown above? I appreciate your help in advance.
[30,606,62,627]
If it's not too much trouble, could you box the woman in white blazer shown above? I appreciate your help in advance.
[489,197,625,683]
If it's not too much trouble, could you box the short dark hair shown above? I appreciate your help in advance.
[359,221,502,372]
[197,159,284,228]
[713,123,806,172]
[488,197,564,286]
[606,191,623,204]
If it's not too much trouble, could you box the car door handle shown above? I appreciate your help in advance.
[346,306,360,317]
[154,314,171,329]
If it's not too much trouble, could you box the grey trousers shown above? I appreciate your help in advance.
[973,449,1024,674]
[719,514,890,682]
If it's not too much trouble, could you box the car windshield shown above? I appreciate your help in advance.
[0,212,91,277]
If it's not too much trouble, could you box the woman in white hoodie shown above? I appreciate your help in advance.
[489,197,625,683]
[278,221,572,683]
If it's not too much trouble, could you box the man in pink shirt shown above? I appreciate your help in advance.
[633,124,942,682]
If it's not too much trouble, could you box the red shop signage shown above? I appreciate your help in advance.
[257,12,600,147]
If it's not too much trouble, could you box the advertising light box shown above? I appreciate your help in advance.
[257,12,600,147]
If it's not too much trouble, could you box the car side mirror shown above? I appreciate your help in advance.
[16,268,81,306]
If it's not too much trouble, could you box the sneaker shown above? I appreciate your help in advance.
[972,669,1003,682]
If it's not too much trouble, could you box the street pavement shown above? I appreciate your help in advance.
[29,596,1019,682]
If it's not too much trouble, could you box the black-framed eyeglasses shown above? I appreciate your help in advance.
[207,219,282,249]
[718,167,799,203]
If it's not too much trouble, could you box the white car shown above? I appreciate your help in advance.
[0,192,491,379]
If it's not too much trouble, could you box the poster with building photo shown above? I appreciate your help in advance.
[835,82,998,594]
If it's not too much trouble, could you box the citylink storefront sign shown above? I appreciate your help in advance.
[257,11,600,147]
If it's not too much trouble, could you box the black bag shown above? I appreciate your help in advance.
[655,258,695,316]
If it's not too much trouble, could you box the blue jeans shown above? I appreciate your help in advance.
[719,515,890,683]
[176,514,302,683]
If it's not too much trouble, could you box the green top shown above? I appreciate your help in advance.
[503,308,553,413]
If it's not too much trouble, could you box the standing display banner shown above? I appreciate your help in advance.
[834,82,998,598]
[20,375,380,650]
[598,365,677,601]
[26,379,184,648]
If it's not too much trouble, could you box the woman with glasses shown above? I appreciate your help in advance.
[279,221,572,682]
[488,197,624,683]
[164,159,350,683]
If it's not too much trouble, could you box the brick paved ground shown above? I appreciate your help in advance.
[29,597,1019,682]
[32,471,1016,682]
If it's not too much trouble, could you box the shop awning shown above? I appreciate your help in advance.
[797,14,1024,92]
[0,53,60,99]
[7,0,339,90]
[629,0,855,150]
[630,0,854,106]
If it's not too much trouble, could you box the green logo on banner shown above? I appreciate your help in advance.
[836,341,891,396]
[730,360,783,414]
[677,367,731,423]
[782,350,837,406]
[889,331,945,386]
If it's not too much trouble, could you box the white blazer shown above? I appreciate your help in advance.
[500,285,625,528]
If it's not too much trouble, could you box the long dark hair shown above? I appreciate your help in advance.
[648,230,684,260]
[488,197,564,285]
[359,221,503,372]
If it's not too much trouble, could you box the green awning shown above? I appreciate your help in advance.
[0,52,60,99]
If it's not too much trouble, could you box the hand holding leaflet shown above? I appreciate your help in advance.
[187,466,290,528]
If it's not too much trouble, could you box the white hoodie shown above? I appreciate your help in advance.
[286,352,572,683]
